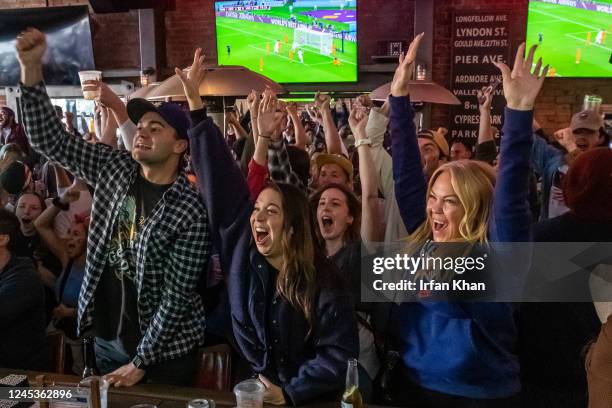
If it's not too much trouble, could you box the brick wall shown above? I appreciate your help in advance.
[90,10,140,69]
[357,0,414,65]
[164,0,218,71]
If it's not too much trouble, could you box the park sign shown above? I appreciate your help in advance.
[449,11,512,142]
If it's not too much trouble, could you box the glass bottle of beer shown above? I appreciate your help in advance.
[341,358,362,408]
[82,337,100,379]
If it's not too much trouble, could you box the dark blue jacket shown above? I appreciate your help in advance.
[0,255,48,371]
[389,95,533,398]
[189,111,359,406]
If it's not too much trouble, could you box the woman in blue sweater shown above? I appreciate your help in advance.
[180,49,358,406]
[387,35,548,406]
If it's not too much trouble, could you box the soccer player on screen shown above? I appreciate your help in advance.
[274,40,281,54]
[298,49,304,64]
[596,29,605,45]
[538,32,543,45]
[226,45,231,57]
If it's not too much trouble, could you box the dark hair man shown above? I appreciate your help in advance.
[450,139,473,161]
[16,28,211,387]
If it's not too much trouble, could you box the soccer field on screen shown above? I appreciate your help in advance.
[526,1,612,78]
[216,3,357,83]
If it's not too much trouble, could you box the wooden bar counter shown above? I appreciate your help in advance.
[0,369,391,408]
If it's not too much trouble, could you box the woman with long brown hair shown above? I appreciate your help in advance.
[307,105,384,397]
[181,49,358,406]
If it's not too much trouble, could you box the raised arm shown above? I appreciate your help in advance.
[96,81,131,150]
[228,112,249,141]
[177,48,252,265]
[286,102,308,151]
[362,95,393,195]
[98,106,119,149]
[33,187,80,268]
[389,33,428,234]
[259,92,305,191]
[490,43,548,242]
[248,90,285,200]
[477,86,494,146]
[349,105,383,245]
[16,28,120,188]
[253,89,283,166]
[314,93,343,155]
[179,50,264,373]
[247,90,261,144]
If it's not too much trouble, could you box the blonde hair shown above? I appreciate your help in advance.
[408,160,496,246]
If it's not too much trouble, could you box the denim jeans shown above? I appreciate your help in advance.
[94,337,198,386]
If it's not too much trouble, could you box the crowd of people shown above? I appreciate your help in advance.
[0,27,611,408]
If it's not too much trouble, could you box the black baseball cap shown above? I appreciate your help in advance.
[127,98,191,140]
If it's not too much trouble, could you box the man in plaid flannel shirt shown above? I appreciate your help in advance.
[16,29,211,386]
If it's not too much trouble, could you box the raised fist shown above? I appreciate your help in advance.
[15,28,47,67]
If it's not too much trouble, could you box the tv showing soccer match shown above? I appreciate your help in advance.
[215,0,357,83]
[526,0,612,78]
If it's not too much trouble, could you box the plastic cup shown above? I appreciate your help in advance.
[233,379,265,408]
[583,94,603,112]
[79,376,109,408]
[78,70,102,100]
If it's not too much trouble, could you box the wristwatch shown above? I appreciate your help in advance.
[132,355,147,370]
[355,138,372,148]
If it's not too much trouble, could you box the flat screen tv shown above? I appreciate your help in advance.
[526,0,612,78]
[215,0,357,83]
[0,5,95,86]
